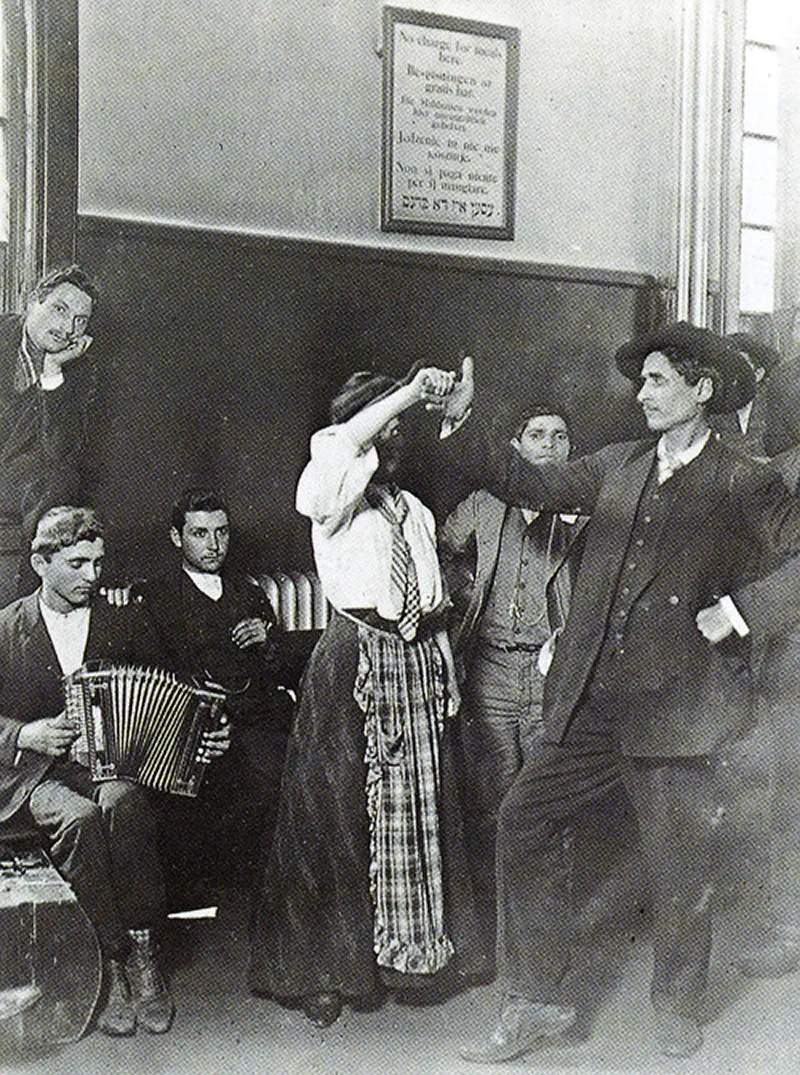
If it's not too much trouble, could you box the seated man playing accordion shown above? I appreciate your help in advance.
[0,506,230,1038]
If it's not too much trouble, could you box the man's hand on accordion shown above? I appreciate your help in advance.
[196,716,231,763]
[17,712,78,758]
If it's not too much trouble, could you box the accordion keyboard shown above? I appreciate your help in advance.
[64,663,226,797]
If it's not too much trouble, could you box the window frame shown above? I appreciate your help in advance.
[0,0,78,310]
[738,25,780,317]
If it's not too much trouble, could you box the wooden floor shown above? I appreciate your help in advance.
[2,729,796,1075]
[2,895,796,1075]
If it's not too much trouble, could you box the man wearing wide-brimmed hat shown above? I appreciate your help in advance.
[708,331,784,457]
[461,322,800,1063]
[250,357,486,1028]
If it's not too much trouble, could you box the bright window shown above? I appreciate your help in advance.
[739,3,780,316]
[745,1,781,46]
[743,44,778,137]
[741,137,777,227]
[740,228,776,314]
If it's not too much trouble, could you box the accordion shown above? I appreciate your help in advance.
[64,663,227,797]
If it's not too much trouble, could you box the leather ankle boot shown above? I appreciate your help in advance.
[126,929,175,1034]
[97,959,136,1037]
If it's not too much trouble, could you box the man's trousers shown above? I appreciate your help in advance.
[497,692,719,1016]
[24,761,166,958]
[759,631,800,938]
[460,643,546,941]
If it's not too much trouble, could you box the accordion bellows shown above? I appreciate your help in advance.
[64,663,226,797]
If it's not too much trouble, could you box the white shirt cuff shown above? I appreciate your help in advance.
[39,370,65,391]
[719,594,750,638]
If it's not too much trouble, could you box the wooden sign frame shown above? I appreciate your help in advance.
[381,6,519,240]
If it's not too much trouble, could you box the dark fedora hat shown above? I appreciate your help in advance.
[615,321,756,414]
[726,332,781,377]
[329,361,423,424]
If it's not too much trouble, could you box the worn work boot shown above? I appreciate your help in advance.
[126,929,175,1034]
[96,959,136,1037]
[460,994,577,1063]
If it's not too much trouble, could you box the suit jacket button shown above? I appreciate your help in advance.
[669,595,680,605]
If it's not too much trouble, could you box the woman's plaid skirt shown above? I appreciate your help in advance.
[249,610,486,1001]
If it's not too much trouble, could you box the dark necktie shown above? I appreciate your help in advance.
[366,484,421,641]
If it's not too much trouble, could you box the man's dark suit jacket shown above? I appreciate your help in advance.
[709,362,800,459]
[709,393,771,458]
[748,445,800,697]
[501,436,800,757]
[0,314,95,527]
[0,593,143,826]
[135,568,291,730]
[771,444,800,499]
[439,489,588,658]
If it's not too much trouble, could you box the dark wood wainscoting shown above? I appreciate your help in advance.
[77,215,659,578]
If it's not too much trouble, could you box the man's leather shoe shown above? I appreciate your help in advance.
[302,991,342,1028]
[459,995,576,1064]
[737,936,800,978]
[97,959,136,1037]
[654,1010,703,1058]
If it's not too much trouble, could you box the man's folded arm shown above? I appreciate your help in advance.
[249,583,295,686]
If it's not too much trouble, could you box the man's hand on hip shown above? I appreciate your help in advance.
[696,602,735,643]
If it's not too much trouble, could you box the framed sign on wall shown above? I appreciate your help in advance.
[381,6,519,240]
